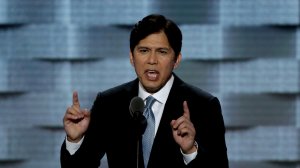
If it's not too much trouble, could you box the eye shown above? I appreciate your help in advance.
[158,49,168,55]
[160,50,167,54]
[137,48,149,54]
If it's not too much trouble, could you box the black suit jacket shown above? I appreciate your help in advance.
[60,74,228,168]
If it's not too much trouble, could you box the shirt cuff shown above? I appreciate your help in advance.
[181,141,198,164]
[65,136,84,155]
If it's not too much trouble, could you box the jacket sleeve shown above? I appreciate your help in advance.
[187,97,229,168]
[60,93,106,168]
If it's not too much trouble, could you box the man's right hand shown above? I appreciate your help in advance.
[63,91,91,143]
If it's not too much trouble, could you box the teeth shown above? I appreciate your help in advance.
[148,73,157,77]
[147,70,158,79]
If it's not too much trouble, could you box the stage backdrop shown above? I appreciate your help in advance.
[0,0,299,167]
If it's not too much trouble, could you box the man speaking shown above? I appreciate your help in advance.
[60,14,229,168]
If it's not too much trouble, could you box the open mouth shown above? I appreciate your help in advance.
[145,70,159,80]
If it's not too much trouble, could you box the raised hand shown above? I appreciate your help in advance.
[170,101,197,154]
[63,91,91,143]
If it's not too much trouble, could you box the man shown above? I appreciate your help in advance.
[60,14,229,168]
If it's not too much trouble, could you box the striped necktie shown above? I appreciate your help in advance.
[142,96,156,167]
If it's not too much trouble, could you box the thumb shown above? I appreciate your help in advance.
[72,91,80,108]
[183,101,190,120]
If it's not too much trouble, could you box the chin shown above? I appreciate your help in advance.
[143,85,158,93]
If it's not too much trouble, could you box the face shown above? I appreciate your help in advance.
[130,31,181,93]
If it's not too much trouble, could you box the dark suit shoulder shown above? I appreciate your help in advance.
[173,75,216,102]
[183,82,214,99]
[97,78,139,99]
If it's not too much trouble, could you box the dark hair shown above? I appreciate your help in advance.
[130,14,182,58]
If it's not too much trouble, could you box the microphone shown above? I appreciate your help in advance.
[129,96,147,136]
[129,96,147,168]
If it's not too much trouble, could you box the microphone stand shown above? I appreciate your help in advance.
[134,112,147,168]
[136,137,140,168]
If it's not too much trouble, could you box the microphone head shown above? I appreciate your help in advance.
[129,96,147,136]
[129,96,144,118]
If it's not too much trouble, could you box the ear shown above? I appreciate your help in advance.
[173,53,182,69]
[129,51,134,66]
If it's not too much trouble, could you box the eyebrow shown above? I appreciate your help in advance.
[136,46,170,50]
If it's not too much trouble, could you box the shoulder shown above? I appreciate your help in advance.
[94,78,139,101]
[173,75,223,121]
[173,74,216,102]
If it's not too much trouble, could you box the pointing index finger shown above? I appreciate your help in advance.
[73,91,80,108]
[183,101,190,120]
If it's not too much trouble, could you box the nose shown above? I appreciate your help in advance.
[148,51,158,64]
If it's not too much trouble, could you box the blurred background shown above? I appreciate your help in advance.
[0,0,299,167]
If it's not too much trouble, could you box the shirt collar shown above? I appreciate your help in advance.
[138,75,174,104]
